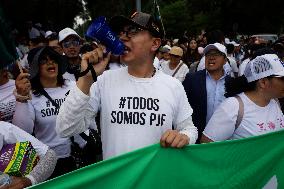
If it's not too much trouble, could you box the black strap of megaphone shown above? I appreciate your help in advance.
[77,63,97,82]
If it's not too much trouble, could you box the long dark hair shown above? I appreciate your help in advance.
[224,76,257,98]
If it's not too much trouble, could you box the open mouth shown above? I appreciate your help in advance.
[208,62,216,66]
[123,46,131,54]
[47,66,56,72]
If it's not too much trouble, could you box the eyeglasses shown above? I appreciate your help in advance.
[119,26,144,38]
[62,40,80,48]
[205,52,224,57]
[270,75,284,80]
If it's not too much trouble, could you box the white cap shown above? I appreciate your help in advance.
[58,28,80,42]
[244,54,284,82]
[230,41,240,46]
[173,39,179,44]
[163,45,171,51]
[45,31,55,38]
[203,43,227,57]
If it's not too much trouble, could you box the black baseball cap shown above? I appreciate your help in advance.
[109,12,163,38]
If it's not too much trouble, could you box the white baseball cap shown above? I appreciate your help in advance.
[244,54,284,82]
[58,28,80,42]
[230,41,240,47]
[163,45,172,51]
[203,43,227,57]
[45,31,56,38]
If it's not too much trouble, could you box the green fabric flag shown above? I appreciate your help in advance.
[31,130,284,189]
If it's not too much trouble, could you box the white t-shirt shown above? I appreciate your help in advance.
[63,72,76,81]
[203,92,284,141]
[153,57,161,70]
[0,80,16,123]
[0,121,48,158]
[108,62,127,70]
[89,68,193,159]
[57,67,197,160]
[160,61,189,82]
[12,80,85,158]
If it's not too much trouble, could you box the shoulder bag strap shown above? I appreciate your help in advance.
[40,88,60,109]
[172,63,184,77]
[234,95,244,130]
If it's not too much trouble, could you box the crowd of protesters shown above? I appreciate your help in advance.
[1,11,284,188]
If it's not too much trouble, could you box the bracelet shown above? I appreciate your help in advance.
[13,89,32,102]
[77,63,97,82]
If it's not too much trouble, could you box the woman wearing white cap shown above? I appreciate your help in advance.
[201,54,284,143]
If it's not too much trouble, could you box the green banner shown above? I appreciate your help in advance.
[32,130,284,189]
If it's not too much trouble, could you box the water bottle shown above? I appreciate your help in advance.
[0,172,11,186]
[85,16,125,55]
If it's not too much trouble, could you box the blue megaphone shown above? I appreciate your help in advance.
[85,16,125,55]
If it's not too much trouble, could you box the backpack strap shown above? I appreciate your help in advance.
[234,95,244,130]
[172,62,184,77]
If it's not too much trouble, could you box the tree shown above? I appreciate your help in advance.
[0,0,83,32]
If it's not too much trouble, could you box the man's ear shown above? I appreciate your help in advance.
[152,38,161,52]
[258,78,270,89]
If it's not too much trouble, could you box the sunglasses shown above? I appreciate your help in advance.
[119,25,144,38]
[39,57,57,65]
[62,40,80,48]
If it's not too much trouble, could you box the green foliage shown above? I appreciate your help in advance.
[160,0,189,38]
[1,0,284,39]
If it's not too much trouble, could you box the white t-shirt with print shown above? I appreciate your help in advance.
[0,80,16,123]
[12,80,85,158]
[63,72,76,81]
[160,61,189,82]
[203,92,284,141]
[88,67,193,159]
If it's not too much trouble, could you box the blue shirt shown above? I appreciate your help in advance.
[206,71,226,124]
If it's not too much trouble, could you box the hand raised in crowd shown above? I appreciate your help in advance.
[78,45,111,95]
[160,130,189,148]
[1,176,32,189]
[81,45,111,78]
[15,72,31,97]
